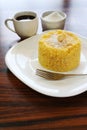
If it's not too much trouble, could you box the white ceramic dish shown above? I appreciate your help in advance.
[5,33,87,97]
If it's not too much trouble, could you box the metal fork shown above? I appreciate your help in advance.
[36,69,87,80]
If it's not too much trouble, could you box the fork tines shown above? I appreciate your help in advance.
[36,69,65,80]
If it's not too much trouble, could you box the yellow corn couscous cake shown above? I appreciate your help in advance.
[38,30,81,72]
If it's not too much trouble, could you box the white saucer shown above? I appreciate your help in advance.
[5,33,87,97]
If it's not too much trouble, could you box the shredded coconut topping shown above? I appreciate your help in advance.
[45,33,74,48]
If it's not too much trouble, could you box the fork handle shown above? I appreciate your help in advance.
[66,74,87,76]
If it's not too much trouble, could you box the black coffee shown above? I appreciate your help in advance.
[16,15,35,21]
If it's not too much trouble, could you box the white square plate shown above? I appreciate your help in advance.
[5,33,87,97]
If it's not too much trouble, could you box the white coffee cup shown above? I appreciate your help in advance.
[5,11,38,39]
[41,11,67,31]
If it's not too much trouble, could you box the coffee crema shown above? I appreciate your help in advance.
[16,15,35,21]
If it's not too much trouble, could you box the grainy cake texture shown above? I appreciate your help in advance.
[38,30,81,72]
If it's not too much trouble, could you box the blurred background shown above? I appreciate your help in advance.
[0,0,87,42]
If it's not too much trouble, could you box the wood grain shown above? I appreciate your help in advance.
[0,0,87,129]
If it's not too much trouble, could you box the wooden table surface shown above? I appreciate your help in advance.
[0,0,87,129]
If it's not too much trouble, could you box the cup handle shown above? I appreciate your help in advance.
[5,19,16,33]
